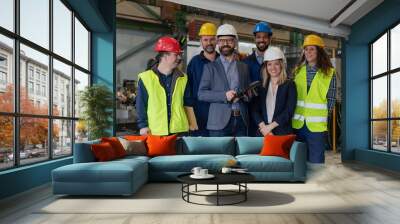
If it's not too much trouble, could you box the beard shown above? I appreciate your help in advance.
[256,41,268,52]
[219,45,235,56]
[203,44,215,54]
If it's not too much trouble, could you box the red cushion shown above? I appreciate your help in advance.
[124,135,147,141]
[91,142,117,161]
[101,137,127,158]
[260,134,296,159]
[146,134,177,157]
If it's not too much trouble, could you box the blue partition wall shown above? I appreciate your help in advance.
[0,0,116,199]
[343,0,400,171]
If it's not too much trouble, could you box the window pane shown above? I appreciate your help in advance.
[372,77,387,119]
[75,120,88,143]
[75,17,89,70]
[372,33,387,76]
[53,119,72,158]
[0,0,14,31]
[372,121,388,151]
[74,69,89,118]
[0,35,14,112]
[53,59,72,117]
[392,120,400,153]
[391,72,400,118]
[53,0,72,60]
[20,117,49,165]
[0,116,13,170]
[391,24,400,70]
[20,0,49,49]
[20,44,49,115]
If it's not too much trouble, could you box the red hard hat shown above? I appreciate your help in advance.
[154,36,182,53]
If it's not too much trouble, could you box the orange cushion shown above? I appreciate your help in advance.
[91,142,117,162]
[124,135,147,141]
[101,137,127,158]
[260,134,296,159]
[146,134,177,157]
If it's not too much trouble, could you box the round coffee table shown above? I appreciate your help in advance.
[177,173,255,206]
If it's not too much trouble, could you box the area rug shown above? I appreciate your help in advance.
[37,183,361,214]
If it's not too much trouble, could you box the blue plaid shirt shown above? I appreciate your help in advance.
[306,64,336,113]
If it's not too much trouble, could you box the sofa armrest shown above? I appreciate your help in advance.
[73,140,100,163]
[289,141,307,181]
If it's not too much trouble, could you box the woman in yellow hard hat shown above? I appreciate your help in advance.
[292,34,336,164]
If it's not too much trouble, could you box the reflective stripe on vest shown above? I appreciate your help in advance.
[292,65,334,132]
[138,70,189,135]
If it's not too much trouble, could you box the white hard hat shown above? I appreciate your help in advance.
[263,46,286,62]
[216,24,238,39]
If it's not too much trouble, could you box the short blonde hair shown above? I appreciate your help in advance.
[261,59,288,87]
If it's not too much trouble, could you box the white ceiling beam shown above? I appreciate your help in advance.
[330,0,367,27]
[166,0,351,37]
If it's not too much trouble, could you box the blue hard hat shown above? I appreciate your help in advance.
[253,22,272,35]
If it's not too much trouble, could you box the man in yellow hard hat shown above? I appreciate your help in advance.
[186,22,219,136]
[292,34,336,165]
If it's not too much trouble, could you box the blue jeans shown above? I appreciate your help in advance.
[209,116,247,137]
[295,125,328,163]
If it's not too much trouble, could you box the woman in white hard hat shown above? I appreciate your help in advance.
[250,46,297,136]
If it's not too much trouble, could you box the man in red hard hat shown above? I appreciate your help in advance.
[136,36,194,136]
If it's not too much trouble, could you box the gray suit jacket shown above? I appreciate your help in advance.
[198,58,251,131]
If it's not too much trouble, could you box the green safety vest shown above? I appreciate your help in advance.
[138,70,189,136]
[292,64,334,132]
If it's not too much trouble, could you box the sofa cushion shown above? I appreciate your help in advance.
[147,135,177,157]
[101,137,127,158]
[235,137,263,155]
[52,159,147,183]
[91,142,118,161]
[118,137,147,156]
[236,155,293,172]
[180,137,235,155]
[74,140,100,163]
[260,134,296,159]
[148,154,235,172]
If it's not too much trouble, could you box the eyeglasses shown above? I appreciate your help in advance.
[218,38,235,44]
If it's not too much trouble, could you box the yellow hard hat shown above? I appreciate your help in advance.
[303,34,325,48]
[198,23,217,36]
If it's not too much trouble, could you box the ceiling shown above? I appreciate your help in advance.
[166,0,384,38]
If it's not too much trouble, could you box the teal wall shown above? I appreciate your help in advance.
[343,0,400,171]
[0,0,116,200]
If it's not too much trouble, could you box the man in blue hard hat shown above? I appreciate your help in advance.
[242,21,273,136]
[242,22,273,82]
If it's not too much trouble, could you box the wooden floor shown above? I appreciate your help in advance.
[1,151,400,224]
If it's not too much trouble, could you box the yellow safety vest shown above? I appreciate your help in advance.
[292,64,334,132]
[138,70,189,135]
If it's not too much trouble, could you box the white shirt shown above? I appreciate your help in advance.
[266,81,278,124]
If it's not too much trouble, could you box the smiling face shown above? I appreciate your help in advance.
[255,32,270,52]
[217,36,236,56]
[304,45,318,64]
[266,59,282,78]
[200,35,216,54]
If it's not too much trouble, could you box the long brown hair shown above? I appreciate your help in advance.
[294,46,333,75]
[261,59,288,88]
